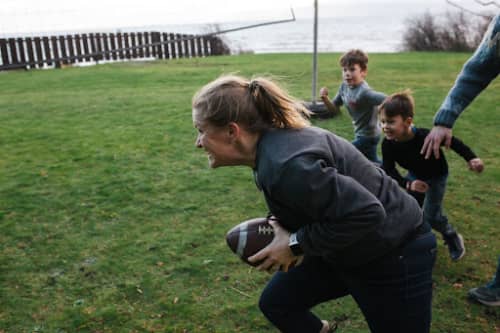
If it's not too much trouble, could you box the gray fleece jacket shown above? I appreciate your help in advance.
[253,126,422,267]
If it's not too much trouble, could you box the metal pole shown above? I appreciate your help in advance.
[311,0,318,104]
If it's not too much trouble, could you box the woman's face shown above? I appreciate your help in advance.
[193,112,237,168]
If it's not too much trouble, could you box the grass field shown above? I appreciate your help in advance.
[0,53,499,332]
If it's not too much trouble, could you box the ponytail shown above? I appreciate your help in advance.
[192,75,310,132]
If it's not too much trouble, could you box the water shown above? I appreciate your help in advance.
[144,16,406,54]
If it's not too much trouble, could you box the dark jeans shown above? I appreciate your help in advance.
[259,232,437,333]
[352,134,381,164]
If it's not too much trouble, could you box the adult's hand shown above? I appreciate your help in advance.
[248,219,298,273]
[421,126,452,159]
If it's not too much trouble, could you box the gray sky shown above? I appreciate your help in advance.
[0,0,491,35]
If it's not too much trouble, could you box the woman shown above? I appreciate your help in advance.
[192,74,436,333]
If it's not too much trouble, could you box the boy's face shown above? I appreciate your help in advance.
[379,111,413,141]
[342,63,366,87]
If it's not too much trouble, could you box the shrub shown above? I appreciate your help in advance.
[402,11,493,51]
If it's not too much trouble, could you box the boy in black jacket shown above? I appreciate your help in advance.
[379,90,484,261]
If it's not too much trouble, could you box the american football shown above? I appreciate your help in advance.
[226,217,274,266]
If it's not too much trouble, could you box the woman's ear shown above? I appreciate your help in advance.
[227,122,240,141]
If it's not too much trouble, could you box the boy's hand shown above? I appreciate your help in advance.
[407,179,429,193]
[320,87,329,99]
[468,158,484,173]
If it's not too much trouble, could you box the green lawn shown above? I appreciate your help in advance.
[0,53,499,332]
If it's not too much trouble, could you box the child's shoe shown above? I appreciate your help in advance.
[442,226,465,261]
[468,282,500,306]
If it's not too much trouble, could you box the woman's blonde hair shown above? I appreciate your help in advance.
[192,74,311,132]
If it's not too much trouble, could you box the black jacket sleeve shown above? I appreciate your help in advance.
[450,135,477,161]
[272,155,386,258]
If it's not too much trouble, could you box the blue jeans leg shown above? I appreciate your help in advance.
[258,233,437,333]
[352,135,381,164]
[422,174,450,234]
[491,255,500,288]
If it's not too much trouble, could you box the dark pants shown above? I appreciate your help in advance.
[259,232,437,333]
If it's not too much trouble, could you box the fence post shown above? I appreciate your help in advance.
[67,35,76,64]
[58,36,68,65]
[50,36,61,68]
[109,33,117,60]
[16,38,27,68]
[74,34,83,62]
[94,33,103,62]
[162,32,172,59]
[102,33,111,60]
[123,33,131,59]
[0,39,9,67]
[8,38,18,66]
[25,37,36,68]
[137,32,144,58]
[81,34,91,62]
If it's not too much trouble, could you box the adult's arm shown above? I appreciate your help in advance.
[422,14,500,159]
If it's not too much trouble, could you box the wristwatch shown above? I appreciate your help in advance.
[288,232,303,256]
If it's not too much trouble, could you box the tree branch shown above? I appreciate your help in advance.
[445,0,494,18]
[474,0,500,8]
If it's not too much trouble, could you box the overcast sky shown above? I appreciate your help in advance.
[0,0,491,35]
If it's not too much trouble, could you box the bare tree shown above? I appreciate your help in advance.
[402,0,495,51]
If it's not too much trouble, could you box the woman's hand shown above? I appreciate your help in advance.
[248,219,300,273]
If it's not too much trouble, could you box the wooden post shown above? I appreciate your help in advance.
[116,33,124,59]
[0,39,9,67]
[42,36,52,66]
[137,32,144,58]
[130,33,137,59]
[50,36,61,68]
[102,33,111,60]
[34,37,44,67]
[58,36,68,65]
[81,34,91,62]
[109,33,117,60]
[8,38,18,66]
[143,32,150,58]
[123,33,131,59]
[151,32,160,59]
[162,33,172,59]
[175,33,183,58]
[189,35,195,58]
[196,37,203,57]
[202,36,209,56]
[74,34,83,62]
[94,33,103,61]
[67,35,76,64]
[25,37,36,68]
[16,38,27,67]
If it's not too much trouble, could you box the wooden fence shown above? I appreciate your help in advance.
[0,31,229,71]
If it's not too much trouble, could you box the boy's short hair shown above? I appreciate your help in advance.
[339,49,369,70]
[378,90,415,119]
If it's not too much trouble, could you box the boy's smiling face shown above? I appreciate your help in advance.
[379,110,413,141]
[342,63,366,87]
